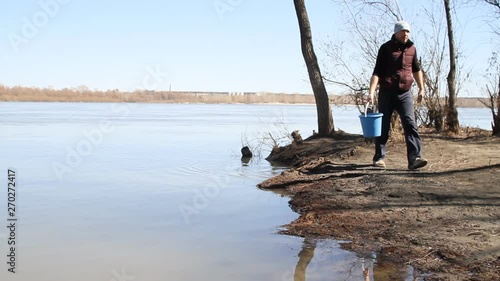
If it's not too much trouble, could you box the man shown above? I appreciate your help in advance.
[367,20,428,170]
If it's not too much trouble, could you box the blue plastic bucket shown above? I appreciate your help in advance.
[359,112,383,138]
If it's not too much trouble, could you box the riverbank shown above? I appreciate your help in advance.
[258,129,500,280]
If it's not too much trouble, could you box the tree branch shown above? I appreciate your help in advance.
[483,0,500,10]
[322,76,368,92]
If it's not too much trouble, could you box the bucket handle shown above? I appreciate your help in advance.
[364,102,370,117]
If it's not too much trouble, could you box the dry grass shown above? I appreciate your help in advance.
[0,84,320,104]
[0,84,490,106]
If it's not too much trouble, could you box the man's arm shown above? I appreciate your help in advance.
[367,75,379,104]
[368,45,384,104]
[413,70,425,103]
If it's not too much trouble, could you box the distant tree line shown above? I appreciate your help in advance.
[0,84,489,107]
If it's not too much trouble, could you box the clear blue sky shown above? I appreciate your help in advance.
[0,0,497,95]
[0,0,339,93]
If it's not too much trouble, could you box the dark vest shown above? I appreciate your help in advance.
[379,39,416,92]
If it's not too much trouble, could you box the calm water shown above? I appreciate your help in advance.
[0,102,491,281]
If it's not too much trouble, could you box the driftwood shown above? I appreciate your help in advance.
[291,130,303,145]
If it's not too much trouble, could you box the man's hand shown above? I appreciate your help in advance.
[366,92,375,104]
[416,89,425,104]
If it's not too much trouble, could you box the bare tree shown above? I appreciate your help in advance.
[477,0,500,135]
[490,77,500,136]
[293,0,334,136]
[322,0,400,112]
[326,0,471,134]
[480,52,500,135]
[321,1,395,112]
[444,0,460,133]
[416,2,475,132]
[483,0,500,10]
[479,0,500,36]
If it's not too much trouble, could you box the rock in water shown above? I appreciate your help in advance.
[241,146,253,158]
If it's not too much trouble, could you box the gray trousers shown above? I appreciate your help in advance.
[373,89,422,164]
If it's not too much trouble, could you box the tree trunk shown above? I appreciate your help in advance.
[493,74,500,136]
[293,0,334,136]
[444,0,460,133]
[492,106,500,136]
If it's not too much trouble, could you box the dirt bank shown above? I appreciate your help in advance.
[258,130,500,281]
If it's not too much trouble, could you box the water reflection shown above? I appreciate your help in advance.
[263,187,295,198]
[293,238,316,281]
[241,156,252,166]
[290,238,421,281]
[370,253,421,281]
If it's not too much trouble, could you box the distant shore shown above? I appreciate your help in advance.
[0,85,489,108]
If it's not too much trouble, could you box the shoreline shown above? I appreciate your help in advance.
[259,131,500,280]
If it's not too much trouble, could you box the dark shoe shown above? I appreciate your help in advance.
[409,157,428,170]
[373,159,386,168]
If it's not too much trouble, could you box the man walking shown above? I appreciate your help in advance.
[367,20,428,170]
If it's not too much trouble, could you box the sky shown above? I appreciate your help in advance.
[0,0,497,95]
